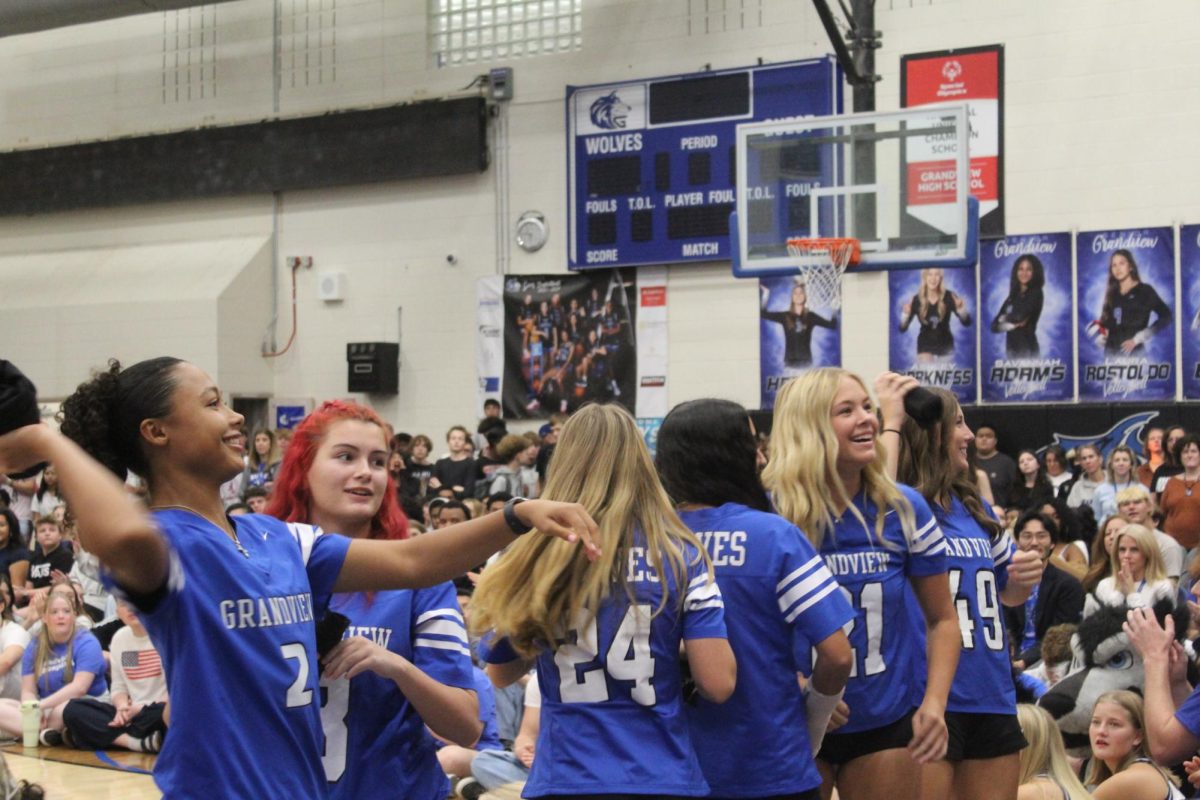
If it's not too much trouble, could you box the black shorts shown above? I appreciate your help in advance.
[944,711,1027,761]
[817,708,915,766]
[709,792,819,800]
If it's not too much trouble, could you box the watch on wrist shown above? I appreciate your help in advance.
[503,498,532,536]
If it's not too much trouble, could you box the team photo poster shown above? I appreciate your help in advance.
[1076,227,1175,402]
[1181,225,1200,400]
[759,275,842,408]
[888,265,978,404]
[979,233,1074,402]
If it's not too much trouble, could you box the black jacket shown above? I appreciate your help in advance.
[1003,562,1085,665]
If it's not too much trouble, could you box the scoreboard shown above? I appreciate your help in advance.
[567,57,841,270]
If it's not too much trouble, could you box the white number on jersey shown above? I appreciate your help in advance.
[836,582,886,678]
[555,604,656,706]
[281,642,314,708]
[948,568,1004,651]
[319,679,350,781]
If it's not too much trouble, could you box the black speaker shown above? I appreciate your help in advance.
[346,342,398,394]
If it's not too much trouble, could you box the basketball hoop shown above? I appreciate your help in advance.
[785,237,861,311]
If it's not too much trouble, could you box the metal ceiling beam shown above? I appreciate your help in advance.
[0,0,243,38]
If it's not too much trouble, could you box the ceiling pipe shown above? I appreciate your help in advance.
[0,0,243,38]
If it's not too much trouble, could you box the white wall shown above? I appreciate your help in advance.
[2,0,1199,435]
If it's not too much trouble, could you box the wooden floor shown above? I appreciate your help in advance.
[2,746,159,799]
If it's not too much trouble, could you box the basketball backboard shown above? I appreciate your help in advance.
[730,104,979,277]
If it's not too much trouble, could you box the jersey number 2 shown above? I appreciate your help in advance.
[555,605,656,705]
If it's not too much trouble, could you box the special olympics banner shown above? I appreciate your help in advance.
[1182,225,1200,399]
[889,266,978,404]
[759,276,841,408]
[1077,228,1175,402]
[476,270,645,419]
[901,45,1005,238]
[979,233,1073,402]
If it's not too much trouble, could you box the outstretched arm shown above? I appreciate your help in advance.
[1125,609,1200,764]
[332,500,599,593]
[0,426,166,595]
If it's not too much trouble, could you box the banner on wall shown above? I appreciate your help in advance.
[1181,225,1200,399]
[758,275,842,408]
[979,233,1074,402]
[901,44,1005,238]
[1076,227,1175,402]
[889,266,978,404]
[476,269,665,419]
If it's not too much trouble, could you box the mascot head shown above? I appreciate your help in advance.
[1039,600,1187,755]
[589,91,631,130]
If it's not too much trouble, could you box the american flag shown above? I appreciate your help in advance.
[120,649,162,681]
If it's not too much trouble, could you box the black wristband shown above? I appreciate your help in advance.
[503,498,532,536]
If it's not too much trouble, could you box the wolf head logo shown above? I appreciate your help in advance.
[1043,410,1157,462]
[589,91,631,130]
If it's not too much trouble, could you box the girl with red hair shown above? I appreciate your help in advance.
[268,400,482,800]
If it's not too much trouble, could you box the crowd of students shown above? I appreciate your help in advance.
[1,357,1200,799]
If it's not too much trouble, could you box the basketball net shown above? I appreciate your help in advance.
[785,237,861,312]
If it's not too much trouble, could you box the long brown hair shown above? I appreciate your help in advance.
[896,388,1002,542]
[469,404,710,657]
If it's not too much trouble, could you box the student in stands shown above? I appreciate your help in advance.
[762,369,960,800]
[1157,433,1200,553]
[1086,690,1184,800]
[1011,451,1055,511]
[1092,446,1139,521]
[473,403,735,799]
[657,398,854,800]
[0,510,30,600]
[0,588,106,743]
[268,400,482,800]
[432,426,477,499]
[1015,704,1093,800]
[61,600,167,753]
[1005,511,1084,670]
[0,356,596,799]
[1114,486,1184,583]
[1083,524,1174,616]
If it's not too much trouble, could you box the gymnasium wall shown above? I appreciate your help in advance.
[1,0,1198,434]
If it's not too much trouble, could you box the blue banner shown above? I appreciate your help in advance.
[979,233,1074,402]
[759,276,842,408]
[889,266,977,404]
[1076,228,1176,401]
[1182,225,1200,400]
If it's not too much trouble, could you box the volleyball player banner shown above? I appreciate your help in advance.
[888,266,978,404]
[979,233,1073,402]
[1076,227,1176,402]
[759,276,841,408]
[476,269,657,419]
[1181,225,1200,399]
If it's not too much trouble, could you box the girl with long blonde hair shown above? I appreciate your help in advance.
[1083,524,1173,616]
[1015,704,1092,800]
[762,368,960,800]
[1087,690,1183,800]
[899,268,972,361]
[472,403,736,799]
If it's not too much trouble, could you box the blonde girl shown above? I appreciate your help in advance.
[762,368,960,800]
[899,268,972,361]
[1083,524,1173,616]
[472,403,736,799]
[1015,704,1092,800]
[1087,690,1183,800]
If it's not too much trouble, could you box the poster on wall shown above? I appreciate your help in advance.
[1181,225,1200,399]
[901,44,1004,238]
[888,266,978,404]
[759,275,841,408]
[1076,227,1175,402]
[979,233,1074,402]
[476,269,666,419]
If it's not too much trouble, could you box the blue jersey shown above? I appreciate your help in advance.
[679,504,854,798]
[804,485,947,734]
[482,542,727,797]
[935,498,1015,715]
[321,582,475,800]
[115,511,350,800]
[471,665,504,751]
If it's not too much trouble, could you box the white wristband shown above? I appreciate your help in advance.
[804,683,845,755]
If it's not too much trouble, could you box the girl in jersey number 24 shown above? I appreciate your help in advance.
[762,368,961,800]
[472,403,737,800]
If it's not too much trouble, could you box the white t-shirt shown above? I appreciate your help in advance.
[109,627,166,706]
[524,671,542,709]
[0,620,30,700]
